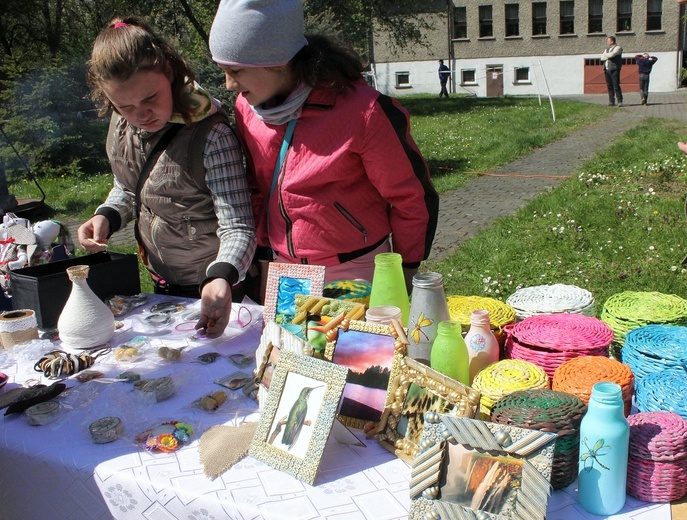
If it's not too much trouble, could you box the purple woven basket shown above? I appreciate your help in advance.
[626,411,687,502]
[505,313,614,378]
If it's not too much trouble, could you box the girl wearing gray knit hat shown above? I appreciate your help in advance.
[209,0,439,298]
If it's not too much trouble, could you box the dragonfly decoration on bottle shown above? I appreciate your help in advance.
[409,313,433,343]
[580,437,611,472]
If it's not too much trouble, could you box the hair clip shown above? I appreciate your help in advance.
[113,22,129,29]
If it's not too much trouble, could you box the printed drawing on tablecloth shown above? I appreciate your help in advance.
[263,263,325,325]
[249,350,349,485]
[408,414,557,520]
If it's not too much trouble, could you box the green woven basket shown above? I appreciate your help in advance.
[601,291,687,358]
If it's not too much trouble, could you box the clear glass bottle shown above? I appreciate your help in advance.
[577,382,629,516]
[407,272,450,365]
[464,309,500,384]
[368,253,409,326]
[430,320,469,385]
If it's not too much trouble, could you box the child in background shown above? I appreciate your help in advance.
[78,16,256,337]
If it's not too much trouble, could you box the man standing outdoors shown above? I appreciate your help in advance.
[601,36,623,107]
[438,59,450,98]
[635,53,658,105]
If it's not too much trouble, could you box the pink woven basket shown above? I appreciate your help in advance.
[504,313,614,378]
[626,411,687,502]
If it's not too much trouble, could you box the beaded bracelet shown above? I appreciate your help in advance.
[33,349,109,379]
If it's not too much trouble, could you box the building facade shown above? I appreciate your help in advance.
[371,0,684,97]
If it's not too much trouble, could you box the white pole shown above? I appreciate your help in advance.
[538,60,556,122]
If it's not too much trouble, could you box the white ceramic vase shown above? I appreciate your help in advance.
[57,265,115,348]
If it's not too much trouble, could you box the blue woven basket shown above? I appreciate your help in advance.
[635,369,687,419]
[623,325,687,380]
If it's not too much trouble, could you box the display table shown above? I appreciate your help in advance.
[0,296,673,519]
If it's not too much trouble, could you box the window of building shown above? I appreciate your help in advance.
[514,67,530,83]
[532,2,547,35]
[461,69,477,85]
[617,0,632,31]
[588,0,603,33]
[647,0,662,30]
[454,6,468,38]
[560,0,575,34]
[395,71,411,89]
[479,5,494,38]
[505,4,520,36]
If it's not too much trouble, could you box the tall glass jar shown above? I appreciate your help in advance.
[430,320,469,385]
[577,382,629,516]
[464,309,500,384]
[368,253,409,326]
[407,272,450,365]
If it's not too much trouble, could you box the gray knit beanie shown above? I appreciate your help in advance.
[209,0,308,67]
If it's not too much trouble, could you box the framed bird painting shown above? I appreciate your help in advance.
[249,350,348,485]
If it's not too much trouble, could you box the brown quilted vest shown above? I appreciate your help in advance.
[106,112,229,286]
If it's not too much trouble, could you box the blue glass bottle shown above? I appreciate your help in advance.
[577,382,629,515]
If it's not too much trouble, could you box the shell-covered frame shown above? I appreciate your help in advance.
[249,350,348,485]
[263,263,326,324]
[409,414,557,520]
[323,319,408,430]
[255,321,312,410]
[375,356,481,464]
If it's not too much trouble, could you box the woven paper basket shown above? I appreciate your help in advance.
[552,355,634,417]
[626,411,687,502]
[601,291,687,359]
[504,313,613,378]
[505,284,595,322]
[635,369,687,419]
[491,389,587,489]
[471,359,549,420]
[622,324,687,381]
[446,294,515,347]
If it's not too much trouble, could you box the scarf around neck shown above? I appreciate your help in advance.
[250,83,313,126]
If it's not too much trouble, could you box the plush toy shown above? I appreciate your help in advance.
[0,214,73,296]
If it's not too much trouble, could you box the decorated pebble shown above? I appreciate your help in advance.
[158,346,182,361]
[25,401,60,426]
[114,346,138,361]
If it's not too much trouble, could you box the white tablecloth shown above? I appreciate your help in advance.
[0,296,672,519]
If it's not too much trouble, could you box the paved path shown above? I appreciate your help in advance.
[427,90,687,263]
[63,91,687,258]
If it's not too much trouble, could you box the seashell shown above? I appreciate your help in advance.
[325,329,338,342]
[420,439,434,450]
[424,411,439,423]
[158,346,182,361]
[114,346,138,361]
[200,395,218,411]
[211,391,227,405]
[422,486,439,499]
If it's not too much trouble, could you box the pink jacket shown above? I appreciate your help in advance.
[235,79,439,267]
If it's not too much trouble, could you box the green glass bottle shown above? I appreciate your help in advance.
[368,253,409,326]
[430,320,469,385]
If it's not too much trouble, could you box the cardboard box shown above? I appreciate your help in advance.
[10,252,141,329]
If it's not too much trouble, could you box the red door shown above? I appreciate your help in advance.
[584,58,639,94]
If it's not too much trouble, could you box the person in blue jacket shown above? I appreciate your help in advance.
[635,53,658,105]
[438,59,450,98]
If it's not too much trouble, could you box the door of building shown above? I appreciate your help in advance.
[486,65,503,97]
[584,58,639,94]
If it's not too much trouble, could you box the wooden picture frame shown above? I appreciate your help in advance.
[375,356,481,463]
[255,321,312,409]
[323,319,407,430]
[279,294,366,357]
[409,414,557,520]
[263,263,326,325]
[249,350,348,485]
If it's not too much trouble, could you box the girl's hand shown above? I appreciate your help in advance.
[679,142,687,156]
[197,278,232,338]
[77,215,110,252]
